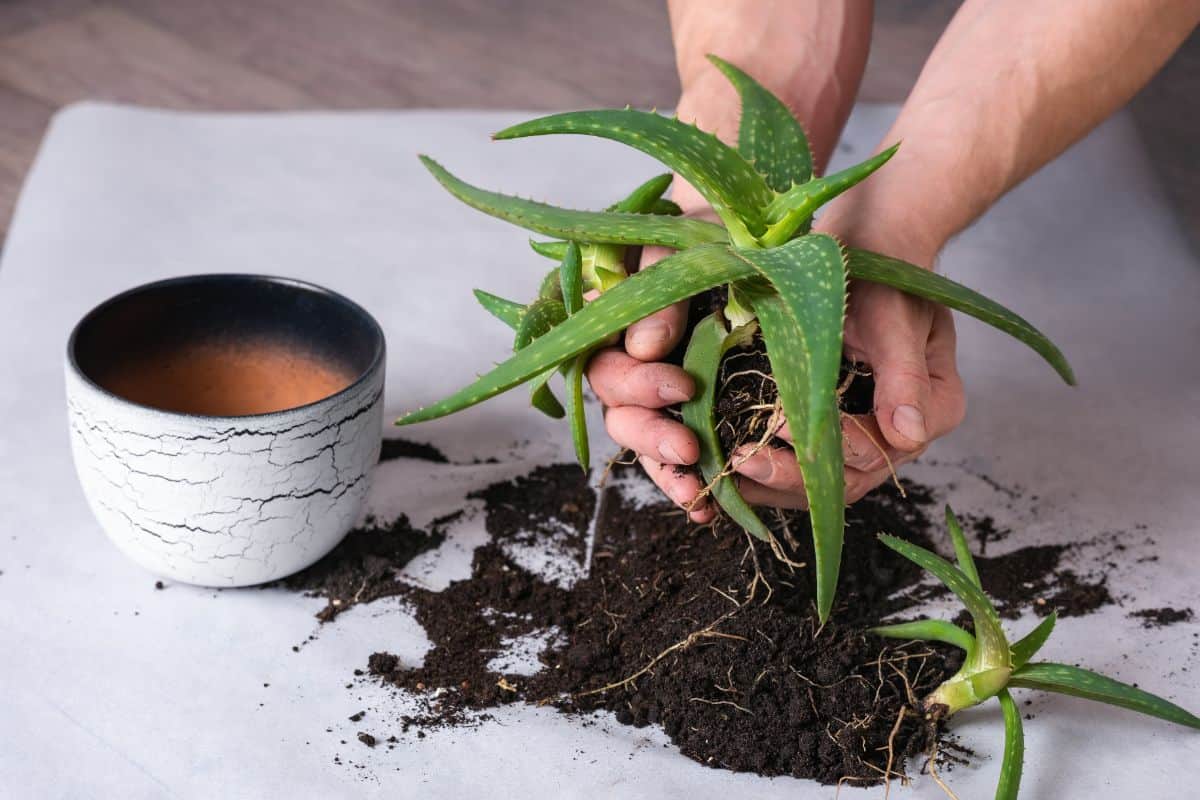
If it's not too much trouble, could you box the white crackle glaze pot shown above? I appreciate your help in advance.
[66,274,385,587]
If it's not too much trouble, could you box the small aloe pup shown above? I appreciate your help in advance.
[397,55,1076,623]
[874,509,1200,799]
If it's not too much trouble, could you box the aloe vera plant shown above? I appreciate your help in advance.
[873,508,1200,799]
[397,55,1075,623]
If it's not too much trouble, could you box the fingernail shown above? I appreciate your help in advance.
[738,453,773,482]
[657,383,690,404]
[658,441,684,464]
[628,320,670,354]
[892,405,927,444]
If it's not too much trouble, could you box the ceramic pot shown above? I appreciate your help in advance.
[65,274,385,587]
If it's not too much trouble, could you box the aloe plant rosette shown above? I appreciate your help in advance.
[873,508,1200,799]
[397,55,1075,622]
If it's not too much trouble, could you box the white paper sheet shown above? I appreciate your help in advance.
[1,103,1197,799]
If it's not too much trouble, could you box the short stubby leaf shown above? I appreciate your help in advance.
[608,173,674,214]
[560,242,584,315]
[514,297,567,351]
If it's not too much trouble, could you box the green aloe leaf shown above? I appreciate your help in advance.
[1010,612,1057,669]
[650,198,683,215]
[514,297,567,350]
[539,267,563,301]
[558,242,589,469]
[610,173,674,213]
[996,689,1025,800]
[530,239,567,261]
[560,242,584,315]
[746,270,845,622]
[1010,662,1200,729]
[397,244,756,425]
[846,248,1076,385]
[681,313,770,541]
[421,156,728,249]
[493,110,773,243]
[736,234,846,458]
[707,54,812,191]
[515,297,568,419]
[531,380,565,419]
[877,534,1011,670]
[870,619,977,653]
[563,355,589,469]
[473,289,525,329]
[761,146,898,246]
[946,505,982,588]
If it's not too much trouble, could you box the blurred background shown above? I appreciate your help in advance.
[1,0,1196,245]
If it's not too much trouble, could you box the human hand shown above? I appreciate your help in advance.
[585,190,719,523]
[585,187,966,517]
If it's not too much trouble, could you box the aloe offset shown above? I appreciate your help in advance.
[873,509,1200,799]
[397,55,1075,622]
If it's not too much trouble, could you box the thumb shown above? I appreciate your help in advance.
[870,334,932,453]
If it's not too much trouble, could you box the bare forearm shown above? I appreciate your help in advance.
[826,0,1200,262]
[667,0,872,178]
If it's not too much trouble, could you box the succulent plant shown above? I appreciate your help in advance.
[397,55,1075,622]
[874,508,1200,799]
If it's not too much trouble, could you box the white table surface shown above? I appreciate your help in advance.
[1,103,1197,799]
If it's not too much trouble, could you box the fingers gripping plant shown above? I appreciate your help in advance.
[874,508,1200,799]
[396,55,1076,623]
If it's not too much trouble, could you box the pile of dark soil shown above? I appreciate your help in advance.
[289,459,1125,785]
[364,465,964,784]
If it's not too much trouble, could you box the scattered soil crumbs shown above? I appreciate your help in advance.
[972,545,1113,619]
[1130,607,1195,628]
[283,514,447,622]
[289,463,1134,785]
[379,437,449,464]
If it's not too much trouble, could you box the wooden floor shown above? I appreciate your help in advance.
[0,1,1195,243]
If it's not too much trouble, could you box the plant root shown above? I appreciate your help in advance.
[843,412,906,497]
[575,609,747,698]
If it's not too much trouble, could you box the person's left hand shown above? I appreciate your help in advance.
[729,276,965,508]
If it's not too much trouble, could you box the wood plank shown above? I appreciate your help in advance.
[862,0,959,101]
[118,0,680,109]
[1131,31,1200,250]
[0,84,54,235]
[0,5,317,110]
[0,0,96,38]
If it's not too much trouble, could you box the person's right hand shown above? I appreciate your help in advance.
[584,188,962,523]
[585,234,717,524]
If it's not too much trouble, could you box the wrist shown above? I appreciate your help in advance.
[816,186,946,270]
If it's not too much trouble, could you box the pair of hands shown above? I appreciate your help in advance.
[585,202,966,522]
